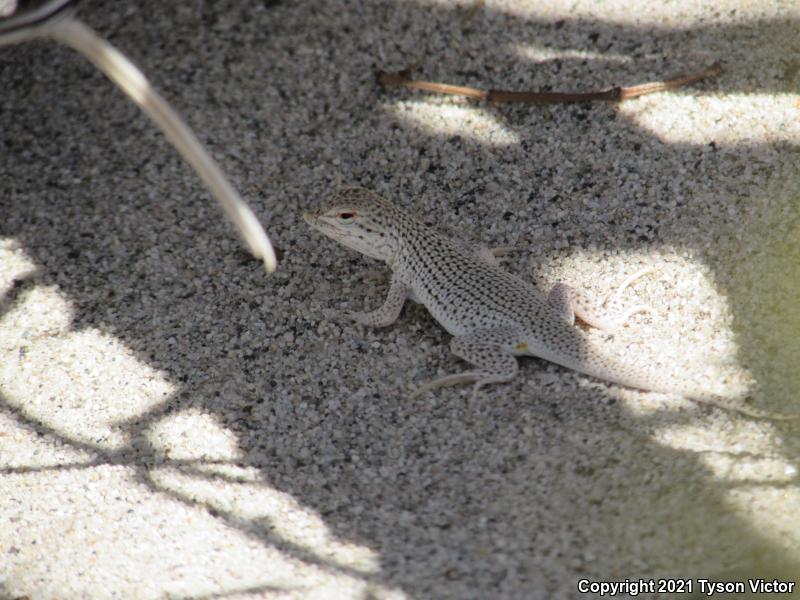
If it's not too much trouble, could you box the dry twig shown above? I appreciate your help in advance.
[376,61,721,104]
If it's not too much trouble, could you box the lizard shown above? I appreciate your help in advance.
[304,187,796,420]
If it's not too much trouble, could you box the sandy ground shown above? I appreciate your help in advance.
[2,0,800,598]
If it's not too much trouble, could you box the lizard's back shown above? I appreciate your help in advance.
[400,230,551,332]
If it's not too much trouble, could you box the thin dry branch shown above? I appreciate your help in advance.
[376,62,722,104]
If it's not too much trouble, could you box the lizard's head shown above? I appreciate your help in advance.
[304,187,401,263]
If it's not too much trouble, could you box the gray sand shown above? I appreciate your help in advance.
[1,0,800,598]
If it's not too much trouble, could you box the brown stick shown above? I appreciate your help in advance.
[376,62,721,104]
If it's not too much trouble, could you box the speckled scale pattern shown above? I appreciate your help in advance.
[305,188,797,419]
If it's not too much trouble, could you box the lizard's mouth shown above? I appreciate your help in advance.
[303,213,341,240]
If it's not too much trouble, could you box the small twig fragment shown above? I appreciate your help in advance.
[376,62,722,104]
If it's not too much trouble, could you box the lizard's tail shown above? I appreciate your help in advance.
[541,345,799,421]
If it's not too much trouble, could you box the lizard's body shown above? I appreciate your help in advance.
[305,187,793,419]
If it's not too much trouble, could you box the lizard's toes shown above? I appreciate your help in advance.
[410,372,480,399]
[337,309,369,325]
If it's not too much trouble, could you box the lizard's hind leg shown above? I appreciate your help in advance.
[547,268,656,331]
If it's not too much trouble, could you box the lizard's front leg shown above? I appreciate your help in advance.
[471,244,517,267]
[411,327,522,399]
[347,271,411,328]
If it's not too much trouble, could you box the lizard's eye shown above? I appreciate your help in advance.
[337,210,357,221]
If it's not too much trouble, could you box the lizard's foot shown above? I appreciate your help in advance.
[471,244,517,267]
[411,330,521,400]
[410,372,482,399]
[548,267,657,331]
[338,275,412,328]
[489,246,517,257]
[345,309,383,327]
[604,267,655,309]
[330,309,374,326]
[411,373,512,402]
